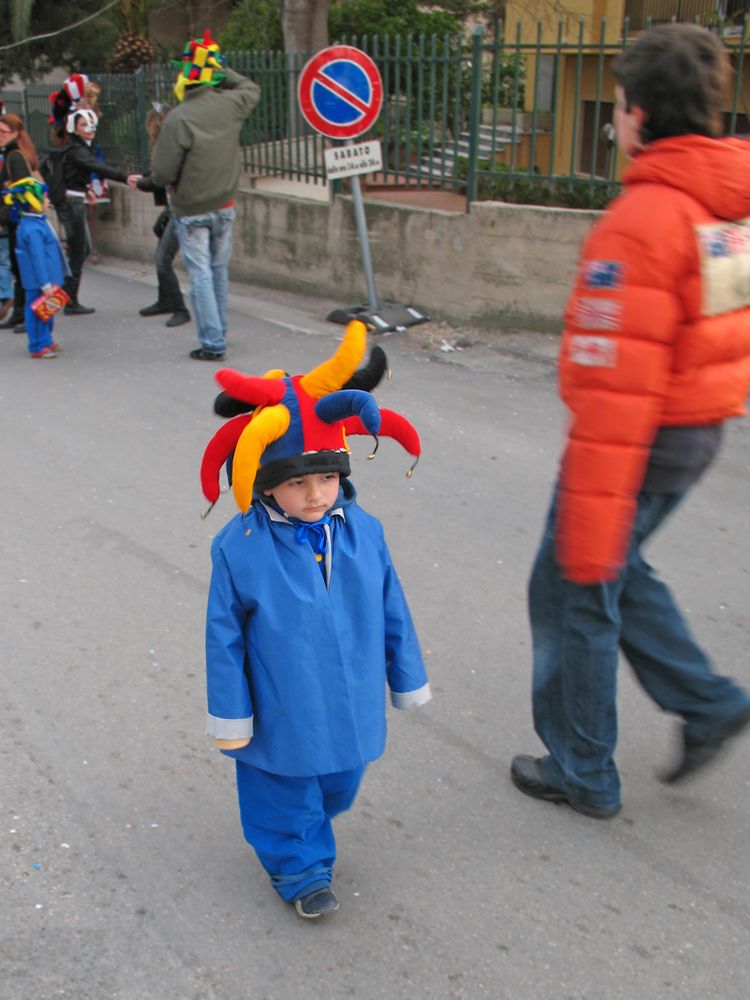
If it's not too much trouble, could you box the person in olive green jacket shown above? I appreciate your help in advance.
[138,30,260,361]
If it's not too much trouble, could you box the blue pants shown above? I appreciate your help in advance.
[530,487,750,810]
[0,231,13,299]
[234,762,365,902]
[173,207,234,353]
[23,287,54,354]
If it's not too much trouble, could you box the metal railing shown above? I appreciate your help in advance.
[624,1,748,31]
[2,13,748,210]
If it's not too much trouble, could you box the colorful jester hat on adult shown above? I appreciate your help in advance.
[173,29,226,103]
[200,320,422,515]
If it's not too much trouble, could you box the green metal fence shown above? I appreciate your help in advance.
[2,16,748,208]
[1,74,148,173]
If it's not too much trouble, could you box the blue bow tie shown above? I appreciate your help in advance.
[294,515,331,556]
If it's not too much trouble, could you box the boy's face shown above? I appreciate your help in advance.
[264,472,340,522]
[614,85,644,159]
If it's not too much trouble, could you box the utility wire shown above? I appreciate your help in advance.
[0,0,121,53]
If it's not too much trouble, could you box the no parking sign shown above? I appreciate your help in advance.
[298,46,383,140]
[298,46,429,333]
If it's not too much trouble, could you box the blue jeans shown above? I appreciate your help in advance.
[529,487,750,809]
[173,207,234,353]
[0,231,13,299]
[233,762,365,902]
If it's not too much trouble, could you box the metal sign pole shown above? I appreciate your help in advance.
[299,45,430,333]
[350,170,379,313]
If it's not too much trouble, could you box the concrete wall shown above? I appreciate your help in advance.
[93,184,598,333]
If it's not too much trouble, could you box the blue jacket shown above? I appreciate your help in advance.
[14,214,68,291]
[205,482,431,777]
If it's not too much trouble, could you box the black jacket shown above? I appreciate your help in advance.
[136,173,168,207]
[0,141,33,225]
[61,135,127,195]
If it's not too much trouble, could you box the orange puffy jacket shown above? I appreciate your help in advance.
[558,135,750,583]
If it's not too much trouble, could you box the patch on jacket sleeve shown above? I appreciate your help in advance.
[573,296,622,332]
[580,260,624,290]
[569,335,618,367]
[696,219,750,316]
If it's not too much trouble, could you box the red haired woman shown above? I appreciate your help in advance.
[0,113,41,331]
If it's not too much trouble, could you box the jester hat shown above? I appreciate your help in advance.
[2,177,47,216]
[173,28,226,103]
[201,320,422,515]
[48,73,89,127]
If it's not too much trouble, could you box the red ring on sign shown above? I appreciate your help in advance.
[298,46,383,140]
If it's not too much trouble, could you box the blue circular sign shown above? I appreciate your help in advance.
[298,46,383,139]
[312,61,372,127]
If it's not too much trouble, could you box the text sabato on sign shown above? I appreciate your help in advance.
[323,141,383,179]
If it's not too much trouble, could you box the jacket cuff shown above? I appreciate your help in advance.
[391,683,432,710]
[205,713,253,740]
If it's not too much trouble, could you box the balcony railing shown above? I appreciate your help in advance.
[624,1,747,31]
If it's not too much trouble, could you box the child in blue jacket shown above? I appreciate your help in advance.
[200,320,430,919]
[2,177,68,358]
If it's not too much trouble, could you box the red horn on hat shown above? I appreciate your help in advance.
[200,413,254,503]
[343,408,421,475]
[214,369,286,408]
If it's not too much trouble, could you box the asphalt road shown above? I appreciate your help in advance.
[1,260,749,1000]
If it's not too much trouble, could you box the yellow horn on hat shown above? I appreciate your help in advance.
[232,404,291,512]
[300,320,367,400]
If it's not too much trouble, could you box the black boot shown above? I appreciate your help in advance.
[139,300,173,317]
[64,303,96,316]
[63,275,95,316]
[142,272,181,317]
[165,308,191,327]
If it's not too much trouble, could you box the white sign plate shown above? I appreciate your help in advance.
[324,140,383,179]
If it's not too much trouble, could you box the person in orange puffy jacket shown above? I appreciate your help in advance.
[511,23,750,819]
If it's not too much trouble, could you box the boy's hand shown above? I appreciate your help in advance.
[215,737,251,750]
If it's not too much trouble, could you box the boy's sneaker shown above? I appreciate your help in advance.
[293,887,340,920]
[50,342,62,352]
[31,346,57,359]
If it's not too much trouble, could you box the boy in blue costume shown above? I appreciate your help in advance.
[2,177,68,359]
[201,321,430,919]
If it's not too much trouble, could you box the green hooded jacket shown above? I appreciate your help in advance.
[150,68,260,217]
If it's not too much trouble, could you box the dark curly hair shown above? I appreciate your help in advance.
[613,23,731,145]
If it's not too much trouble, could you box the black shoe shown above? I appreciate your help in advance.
[293,887,340,920]
[139,301,172,317]
[14,322,26,334]
[190,347,225,361]
[165,309,191,327]
[662,704,750,785]
[64,303,95,316]
[0,312,24,329]
[510,755,621,819]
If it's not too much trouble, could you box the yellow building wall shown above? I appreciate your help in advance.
[499,6,750,180]
[503,0,626,44]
